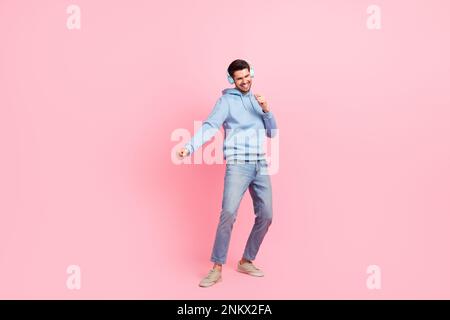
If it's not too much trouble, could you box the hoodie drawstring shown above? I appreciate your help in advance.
[240,95,247,111]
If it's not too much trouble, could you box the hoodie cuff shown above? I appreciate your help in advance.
[185,144,194,155]
[262,111,273,119]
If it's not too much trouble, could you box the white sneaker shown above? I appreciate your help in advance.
[237,261,264,277]
[199,269,222,287]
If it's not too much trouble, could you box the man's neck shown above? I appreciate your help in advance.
[236,88,251,96]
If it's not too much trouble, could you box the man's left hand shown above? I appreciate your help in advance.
[255,94,270,113]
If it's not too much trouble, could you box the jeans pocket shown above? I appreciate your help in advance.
[226,163,254,177]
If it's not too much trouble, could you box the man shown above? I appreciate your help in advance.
[177,59,278,287]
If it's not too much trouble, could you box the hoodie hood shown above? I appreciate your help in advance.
[222,88,252,96]
[222,87,255,112]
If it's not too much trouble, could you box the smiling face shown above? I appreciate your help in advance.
[232,68,252,94]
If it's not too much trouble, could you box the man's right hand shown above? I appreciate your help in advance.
[177,147,190,159]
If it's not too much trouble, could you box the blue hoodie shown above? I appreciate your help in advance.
[184,88,278,161]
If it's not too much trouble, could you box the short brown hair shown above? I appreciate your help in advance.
[227,59,250,79]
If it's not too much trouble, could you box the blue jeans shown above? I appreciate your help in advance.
[210,159,273,264]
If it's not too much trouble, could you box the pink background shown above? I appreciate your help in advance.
[1,0,450,299]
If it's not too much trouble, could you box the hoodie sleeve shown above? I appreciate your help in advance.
[184,97,229,155]
[249,94,278,138]
[262,111,278,138]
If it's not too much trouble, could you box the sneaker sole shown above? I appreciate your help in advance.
[199,276,222,288]
[237,268,264,277]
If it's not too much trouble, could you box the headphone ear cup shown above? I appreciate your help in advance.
[227,73,234,84]
[250,66,255,78]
